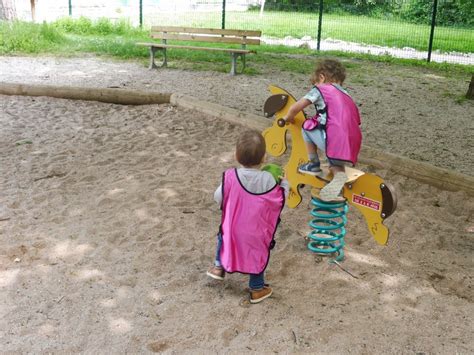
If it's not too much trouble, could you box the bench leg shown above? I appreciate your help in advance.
[230,53,237,76]
[149,47,158,69]
[230,53,247,75]
[162,48,168,67]
[149,47,167,69]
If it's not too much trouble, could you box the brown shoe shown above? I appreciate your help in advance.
[250,285,273,304]
[206,266,225,281]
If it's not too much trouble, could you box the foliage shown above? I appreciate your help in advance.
[52,16,144,36]
[262,0,474,26]
[0,20,65,53]
[401,0,474,27]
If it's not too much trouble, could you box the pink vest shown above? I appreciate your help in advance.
[318,84,362,165]
[219,169,285,274]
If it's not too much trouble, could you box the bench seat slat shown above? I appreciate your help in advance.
[150,26,261,37]
[136,42,254,54]
[150,33,260,45]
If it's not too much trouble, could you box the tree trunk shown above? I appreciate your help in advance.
[259,0,265,18]
[30,0,36,22]
[0,0,17,21]
[467,74,474,100]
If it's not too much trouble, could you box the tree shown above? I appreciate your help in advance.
[30,0,36,22]
[0,0,17,21]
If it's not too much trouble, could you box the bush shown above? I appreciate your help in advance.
[402,0,474,26]
[52,17,142,36]
[261,0,474,26]
[0,21,65,54]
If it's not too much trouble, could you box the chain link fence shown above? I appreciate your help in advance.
[9,0,474,65]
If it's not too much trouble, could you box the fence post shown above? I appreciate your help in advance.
[427,0,438,62]
[317,0,323,51]
[68,0,72,16]
[222,0,226,29]
[139,0,143,28]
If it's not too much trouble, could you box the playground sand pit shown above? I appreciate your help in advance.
[1,92,473,353]
[0,56,473,176]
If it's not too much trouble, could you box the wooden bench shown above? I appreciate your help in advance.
[136,26,261,75]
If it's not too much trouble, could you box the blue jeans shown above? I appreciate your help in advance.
[302,128,346,167]
[214,233,265,290]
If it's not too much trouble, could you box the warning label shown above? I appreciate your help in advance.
[352,194,380,211]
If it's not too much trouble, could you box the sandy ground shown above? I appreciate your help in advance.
[1,56,473,176]
[0,56,473,353]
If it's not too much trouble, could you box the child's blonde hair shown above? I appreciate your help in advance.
[236,130,266,167]
[311,59,346,85]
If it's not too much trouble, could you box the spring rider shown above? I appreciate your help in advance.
[262,85,397,262]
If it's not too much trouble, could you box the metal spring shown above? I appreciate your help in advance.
[307,196,348,262]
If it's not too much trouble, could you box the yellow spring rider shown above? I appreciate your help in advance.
[262,85,397,261]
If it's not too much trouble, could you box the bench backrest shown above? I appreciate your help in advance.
[150,26,261,48]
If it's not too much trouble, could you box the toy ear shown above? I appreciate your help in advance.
[263,94,288,118]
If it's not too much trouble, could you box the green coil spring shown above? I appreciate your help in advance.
[307,196,348,262]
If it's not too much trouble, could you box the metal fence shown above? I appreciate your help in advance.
[10,0,474,65]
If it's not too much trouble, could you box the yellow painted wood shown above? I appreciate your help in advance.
[343,174,389,245]
[263,84,393,245]
[262,85,325,208]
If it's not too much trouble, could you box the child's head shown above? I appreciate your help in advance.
[236,130,266,167]
[311,59,346,85]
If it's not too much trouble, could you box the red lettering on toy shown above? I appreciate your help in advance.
[352,194,380,211]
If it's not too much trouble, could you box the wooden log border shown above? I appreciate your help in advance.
[0,82,171,105]
[1,82,472,196]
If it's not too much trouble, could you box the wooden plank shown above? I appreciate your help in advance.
[0,82,171,106]
[150,26,261,37]
[150,33,260,45]
[136,43,254,54]
[171,93,267,132]
[359,146,474,195]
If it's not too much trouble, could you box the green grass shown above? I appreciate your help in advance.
[146,10,474,53]
[0,21,66,54]
[0,19,472,77]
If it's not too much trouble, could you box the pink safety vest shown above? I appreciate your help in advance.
[219,169,285,274]
[317,84,362,165]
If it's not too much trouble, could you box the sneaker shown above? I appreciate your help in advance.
[206,266,225,281]
[250,285,273,304]
[298,162,322,176]
[320,172,347,202]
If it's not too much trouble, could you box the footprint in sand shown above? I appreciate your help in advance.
[147,341,169,353]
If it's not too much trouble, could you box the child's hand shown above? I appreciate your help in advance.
[278,168,287,182]
[285,115,295,124]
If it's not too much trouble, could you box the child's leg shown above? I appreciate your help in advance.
[249,272,273,303]
[206,233,225,280]
[320,159,347,202]
[249,272,265,290]
[305,140,319,163]
[213,232,223,267]
[299,129,323,175]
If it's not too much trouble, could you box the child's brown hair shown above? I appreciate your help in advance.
[236,130,266,167]
[311,59,346,85]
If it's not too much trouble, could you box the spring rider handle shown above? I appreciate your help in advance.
[277,118,286,127]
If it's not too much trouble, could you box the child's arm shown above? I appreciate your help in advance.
[280,178,290,199]
[282,98,312,123]
[214,184,222,204]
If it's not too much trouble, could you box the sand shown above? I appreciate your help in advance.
[0,56,473,353]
